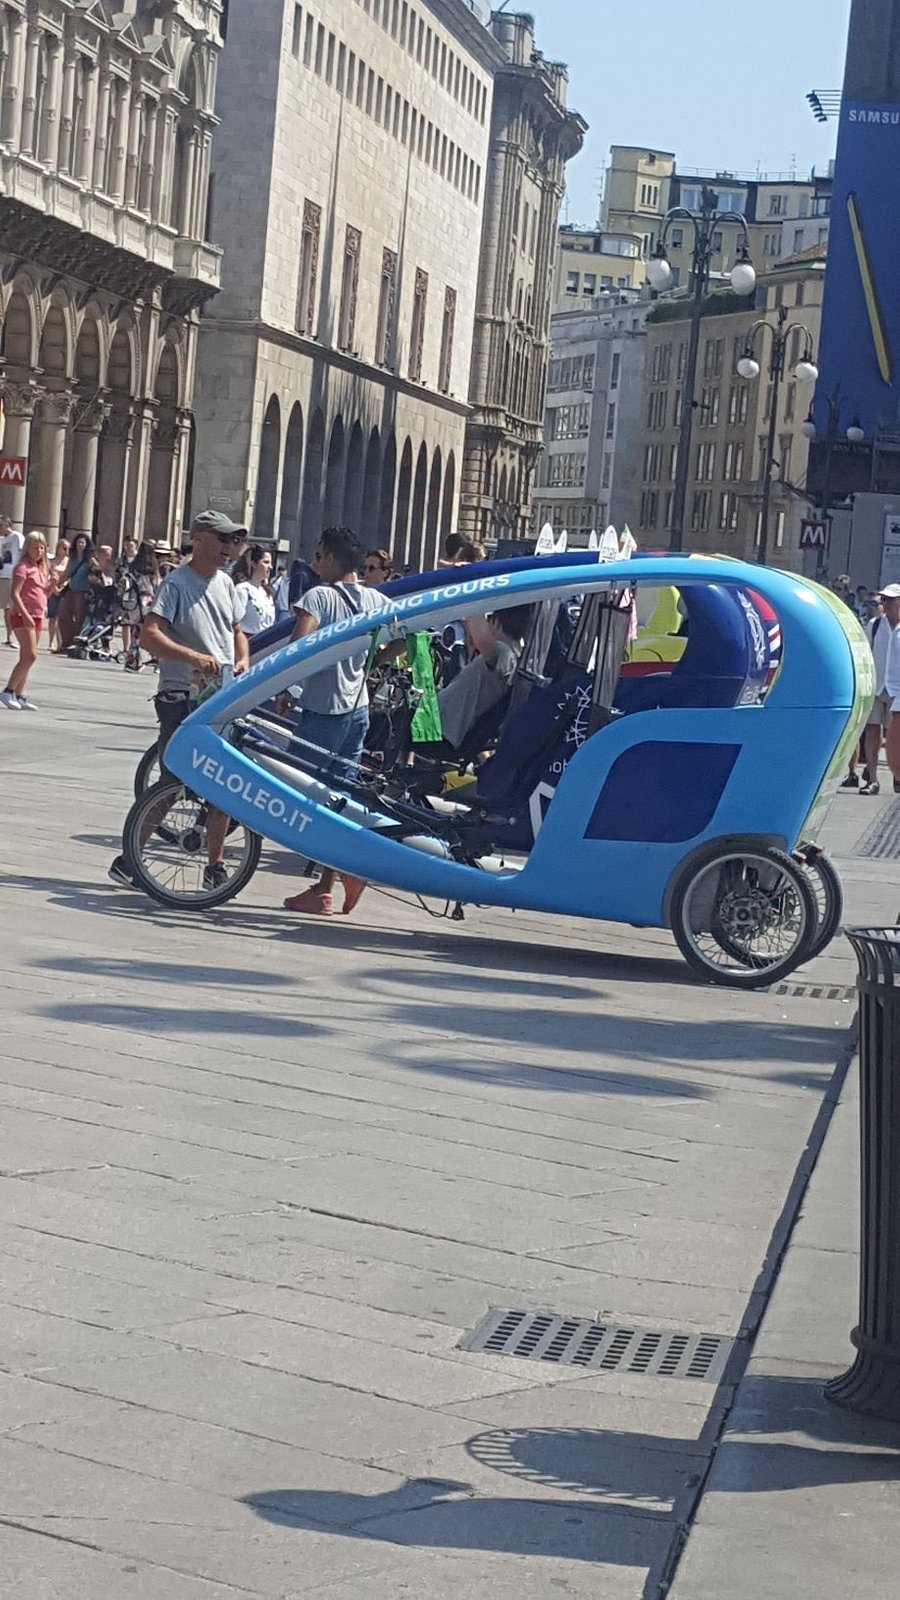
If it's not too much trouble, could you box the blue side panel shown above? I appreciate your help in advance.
[585,742,741,843]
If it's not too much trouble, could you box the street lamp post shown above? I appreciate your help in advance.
[737,306,819,567]
[647,185,756,553]
[801,388,865,578]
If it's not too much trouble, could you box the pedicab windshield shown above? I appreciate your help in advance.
[185,562,800,868]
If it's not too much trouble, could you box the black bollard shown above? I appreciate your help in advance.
[828,928,900,1421]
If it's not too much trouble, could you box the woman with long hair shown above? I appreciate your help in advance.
[1,532,54,709]
[57,533,94,649]
[120,541,160,670]
[47,537,70,653]
[233,543,275,637]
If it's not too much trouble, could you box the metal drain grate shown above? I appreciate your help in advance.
[773,982,856,1002]
[460,1308,734,1383]
[857,801,900,860]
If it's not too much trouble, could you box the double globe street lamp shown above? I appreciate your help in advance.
[647,184,757,553]
[737,306,819,567]
[800,389,865,577]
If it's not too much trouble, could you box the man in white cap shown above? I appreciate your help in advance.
[879,585,900,794]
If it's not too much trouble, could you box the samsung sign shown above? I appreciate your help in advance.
[847,107,900,123]
[815,102,900,438]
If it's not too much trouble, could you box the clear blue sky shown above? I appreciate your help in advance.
[524,0,853,224]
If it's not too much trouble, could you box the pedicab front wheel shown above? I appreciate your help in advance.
[670,843,818,989]
[122,777,263,910]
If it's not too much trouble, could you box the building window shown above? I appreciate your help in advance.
[671,227,684,248]
[566,271,579,295]
[610,352,620,390]
[606,402,616,439]
[296,199,322,336]
[376,247,397,366]
[719,491,739,532]
[795,280,806,306]
[438,286,456,393]
[699,385,719,426]
[583,355,595,390]
[691,490,711,532]
[769,193,785,216]
[793,227,805,253]
[695,441,716,482]
[723,441,744,480]
[292,4,303,56]
[583,273,597,296]
[728,383,749,426]
[640,489,659,528]
[784,382,796,422]
[338,225,362,351]
[602,454,611,489]
[409,267,428,381]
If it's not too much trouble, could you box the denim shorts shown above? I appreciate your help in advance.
[298,706,370,780]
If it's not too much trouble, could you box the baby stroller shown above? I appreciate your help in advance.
[67,580,117,661]
[113,568,152,671]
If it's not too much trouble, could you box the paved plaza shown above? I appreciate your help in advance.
[1,656,899,1598]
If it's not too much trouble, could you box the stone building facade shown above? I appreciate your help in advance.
[458,13,585,545]
[0,0,222,551]
[636,251,826,568]
[192,0,503,570]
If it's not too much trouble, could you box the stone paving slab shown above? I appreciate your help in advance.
[0,653,893,1598]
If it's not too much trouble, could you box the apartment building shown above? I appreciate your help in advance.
[534,290,649,540]
[552,225,642,313]
[598,145,831,289]
[635,250,826,567]
[192,0,502,569]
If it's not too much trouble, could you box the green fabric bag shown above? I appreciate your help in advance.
[408,633,443,743]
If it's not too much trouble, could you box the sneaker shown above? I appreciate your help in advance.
[341,874,367,916]
[284,887,334,915]
[16,695,37,710]
[840,772,860,789]
[203,862,229,890]
[0,689,20,710]
[860,781,881,796]
[108,855,136,888]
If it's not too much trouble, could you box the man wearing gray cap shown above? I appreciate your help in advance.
[109,510,249,888]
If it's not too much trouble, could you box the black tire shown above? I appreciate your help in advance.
[670,843,818,989]
[134,741,162,799]
[795,846,843,961]
[122,777,262,910]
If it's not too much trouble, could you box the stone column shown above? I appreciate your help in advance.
[97,405,135,551]
[168,410,193,545]
[92,66,111,189]
[139,97,158,212]
[155,106,177,221]
[57,46,77,173]
[76,60,97,184]
[124,89,142,209]
[38,35,62,164]
[0,9,26,148]
[179,126,199,236]
[0,382,40,525]
[109,79,130,200]
[27,392,76,552]
[19,22,41,156]
[67,395,111,542]
[124,399,158,542]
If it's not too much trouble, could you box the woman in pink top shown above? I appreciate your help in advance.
[1,532,54,710]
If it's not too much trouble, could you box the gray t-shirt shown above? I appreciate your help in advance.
[296,583,389,715]
[437,640,518,749]
[150,565,242,693]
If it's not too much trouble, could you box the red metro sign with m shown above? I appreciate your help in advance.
[0,458,26,486]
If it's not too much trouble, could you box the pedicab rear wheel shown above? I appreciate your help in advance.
[794,846,843,961]
[122,777,262,910]
[670,843,817,989]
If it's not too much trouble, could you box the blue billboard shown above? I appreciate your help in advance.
[815,102,900,436]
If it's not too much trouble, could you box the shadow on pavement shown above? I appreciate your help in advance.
[34,955,294,989]
[41,1000,328,1039]
[241,1477,669,1565]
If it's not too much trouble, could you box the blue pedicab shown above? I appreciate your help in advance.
[121,555,873,988]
